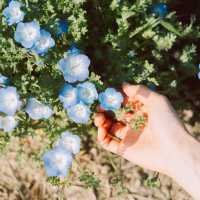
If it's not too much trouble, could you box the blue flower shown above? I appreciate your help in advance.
[3,1,25,26]
[57,20,68,35]
[68,44,80,56]
[67,102,90,124]
[58,54,90,83]
[42,147,73,177]
[59,84,78,109]
[63,45,80,58]
[55,131,81,155]
[0,87,21,116]
[151,3,168,18]
[0,116,17,133]
[147,83,156,91]
[31,29,55,55]
[14,21,40,48]
[99,88,123,111]
[0,74,9,86]
[49,19,68,37]
[77,82,98,105]
[25,98,53,120]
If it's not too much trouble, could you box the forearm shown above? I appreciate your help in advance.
[167,132,200,200]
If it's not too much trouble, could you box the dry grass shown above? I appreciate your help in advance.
[0,118,199,200]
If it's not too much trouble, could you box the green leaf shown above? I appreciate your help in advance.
[130,18,160,38]
[160,21,182,36]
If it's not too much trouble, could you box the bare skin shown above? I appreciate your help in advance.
[94,83,200,200]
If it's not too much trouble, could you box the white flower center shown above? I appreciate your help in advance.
[63,138,74,148]
[54,153,67,170]
[67,56,84,76]
[65,91,76,102]
[38,37,50,49]
[32,106,44,115]
[75,105,86,117]
[107,95,117,104]
[24,27,37,40]
[41,106,49,115]
[12,7,21,17]
[68,63,82,76]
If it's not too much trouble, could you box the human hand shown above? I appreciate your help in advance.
[94,83,189,175]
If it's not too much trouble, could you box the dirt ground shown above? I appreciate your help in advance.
[0,111,199,200]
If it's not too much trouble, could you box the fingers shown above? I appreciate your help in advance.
[122,83,152,105]
[97,125,120,153]
[95,115,121,153]
[99,125,137,155]
[97,127,107,141]
[102,140,120,154]
[96,120,134,154]
[95,111,134,141]
[110,122,130,140]
[94,113,112,130]
[94,113,106,127]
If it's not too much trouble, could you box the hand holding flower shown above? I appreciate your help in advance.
[95,83,200,200]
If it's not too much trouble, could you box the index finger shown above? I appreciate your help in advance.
[94,113,106,127]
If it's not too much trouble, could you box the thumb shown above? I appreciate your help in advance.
[122,83,151,105]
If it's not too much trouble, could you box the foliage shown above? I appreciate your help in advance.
[79,170,100,189]
[144,173,161,188]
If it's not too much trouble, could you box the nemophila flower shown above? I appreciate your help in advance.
[42,147,73,177]
[57,19,68,36]
[148,83,156,91]
[63,45,80,58]
[99,88,123,111]
[67,102,90,124]
[0,74,9,86]
[14,21,40,48]
[68,44,80,56]
[49,19,68,37]
[31,29,55,55]
[0,87,21,116]
[59,84,78,109]
[3,1,25,26]
[0,116,17,133]
[25,98,53,120]
[77,82,98,105]
[151,3,168,18]
[58,54,90,83]
[56,131,81,155]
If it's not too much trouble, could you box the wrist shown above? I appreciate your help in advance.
[167,130,200,199]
